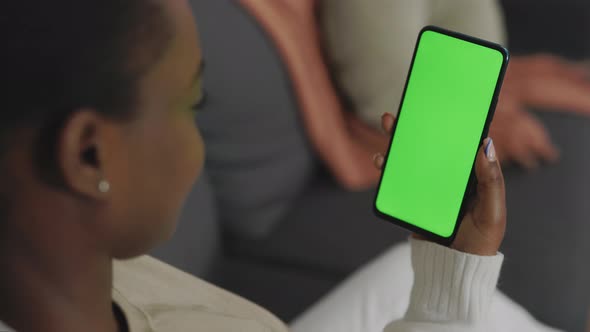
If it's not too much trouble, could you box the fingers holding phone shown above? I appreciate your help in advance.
[372,112,396,169]
[374,114,507,255]
[373,26,508,245]
[451,138,506,256]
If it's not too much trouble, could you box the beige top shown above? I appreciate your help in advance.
[321,0,507,128]
[112,256,288,332]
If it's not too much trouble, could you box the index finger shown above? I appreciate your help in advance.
[381,112,396,134]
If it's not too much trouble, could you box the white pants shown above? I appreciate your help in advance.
[290,243,559,332]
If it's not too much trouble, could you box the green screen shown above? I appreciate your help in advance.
[375,29,505,238]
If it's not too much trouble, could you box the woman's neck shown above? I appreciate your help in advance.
[0,220,120,332]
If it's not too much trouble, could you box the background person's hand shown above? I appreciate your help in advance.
[374,113,507,256]
[489,107,559,169]
[502,55,590,116]
[490,54,590,169]
[239,0,383,192]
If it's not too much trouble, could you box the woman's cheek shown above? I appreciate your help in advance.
[176,119,205,193]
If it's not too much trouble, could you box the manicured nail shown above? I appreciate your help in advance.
[484,138,496,162]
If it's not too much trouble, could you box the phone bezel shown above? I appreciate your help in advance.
[373,25,510,246]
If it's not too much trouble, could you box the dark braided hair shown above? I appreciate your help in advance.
[0,0,172,145]
[0,1,173,218]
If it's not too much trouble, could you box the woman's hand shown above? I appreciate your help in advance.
[374,113,507,255]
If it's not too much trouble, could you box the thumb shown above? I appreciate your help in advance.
[452,138,507,256]
[474,138,506,226]
[473,138,506,243]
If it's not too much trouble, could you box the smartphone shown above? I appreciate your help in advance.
[374,26,509,244]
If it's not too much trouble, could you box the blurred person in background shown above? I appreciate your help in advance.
[321,0,590,174]
[209,1,590,330]
[0,1,563,331]
[242,0,590,190]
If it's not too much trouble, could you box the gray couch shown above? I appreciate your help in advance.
[152,1,590,331]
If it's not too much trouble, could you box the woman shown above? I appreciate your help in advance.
[0,0,556,331]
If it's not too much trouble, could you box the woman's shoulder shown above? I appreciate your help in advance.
[113,256,288,332]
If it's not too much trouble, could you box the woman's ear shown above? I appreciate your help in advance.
[56,109,111,200]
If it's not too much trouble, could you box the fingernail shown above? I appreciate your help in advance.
[484,138,496,162]
[372,153,380,162]
[380,114,389,131]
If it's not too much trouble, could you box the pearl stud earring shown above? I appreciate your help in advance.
[98,179,111,193]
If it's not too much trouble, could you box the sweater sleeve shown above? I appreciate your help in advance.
[383,238,503,332]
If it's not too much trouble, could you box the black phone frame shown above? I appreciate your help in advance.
[373,25,510,246]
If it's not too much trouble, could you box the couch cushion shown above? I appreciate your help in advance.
[499,111,590,332]
[226,175,409,276]
[191,0,316,238]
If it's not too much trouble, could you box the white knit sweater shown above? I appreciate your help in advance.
[385,239,528,331]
